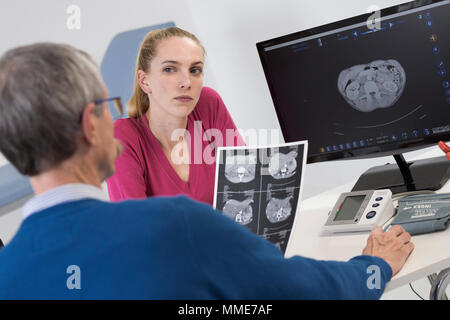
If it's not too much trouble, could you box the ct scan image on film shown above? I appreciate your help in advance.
[213,141,307,253]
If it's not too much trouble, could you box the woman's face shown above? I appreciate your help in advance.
[143,36,204,120]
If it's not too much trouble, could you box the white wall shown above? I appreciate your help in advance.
[0,0,194,64]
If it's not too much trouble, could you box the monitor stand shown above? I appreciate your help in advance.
[351,154,450,195]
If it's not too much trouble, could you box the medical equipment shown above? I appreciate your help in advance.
[323,189,394,233]
[389,193,450,235]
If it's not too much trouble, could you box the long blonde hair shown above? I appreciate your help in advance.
[127,27,205,118]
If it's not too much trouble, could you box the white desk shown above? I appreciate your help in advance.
[286,149,450,295]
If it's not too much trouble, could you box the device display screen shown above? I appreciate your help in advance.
[258,0,450,162]
[334,195,366,221]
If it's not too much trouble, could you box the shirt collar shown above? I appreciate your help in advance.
[22,183,109,219]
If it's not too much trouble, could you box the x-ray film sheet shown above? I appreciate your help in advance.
[213,141,308,254]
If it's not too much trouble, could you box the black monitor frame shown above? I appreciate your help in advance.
[257,0,450,164]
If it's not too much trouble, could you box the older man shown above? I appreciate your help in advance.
[0,43,413,299]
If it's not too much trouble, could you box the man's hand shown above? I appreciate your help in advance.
[362,225,414,276]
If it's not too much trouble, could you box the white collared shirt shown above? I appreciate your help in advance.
[22,183,109,219]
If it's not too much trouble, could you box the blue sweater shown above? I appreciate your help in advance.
[0,196,392,299]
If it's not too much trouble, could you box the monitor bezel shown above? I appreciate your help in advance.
[256,0,450,163]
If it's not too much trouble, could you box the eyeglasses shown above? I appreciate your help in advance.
[94,96,123,116]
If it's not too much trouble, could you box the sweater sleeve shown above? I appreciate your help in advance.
[106,120,148,201]
[177,196,392,300]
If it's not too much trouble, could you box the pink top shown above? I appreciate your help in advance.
[106,87,245,205]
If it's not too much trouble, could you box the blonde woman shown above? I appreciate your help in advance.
[106,27,245,204]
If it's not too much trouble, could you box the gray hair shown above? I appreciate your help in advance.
[0,43,105,176]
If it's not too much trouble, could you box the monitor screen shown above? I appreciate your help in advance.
[257,0,450,163]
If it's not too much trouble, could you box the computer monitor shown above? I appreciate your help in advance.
[257,0,450,193]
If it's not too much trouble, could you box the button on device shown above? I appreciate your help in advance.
[375,197,383,201]
[372,203,380,208]
[366,211,377,219]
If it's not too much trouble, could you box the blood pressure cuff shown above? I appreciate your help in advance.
[390,193,450,235]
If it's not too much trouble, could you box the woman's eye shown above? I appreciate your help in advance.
[163,67,174,73]
[191,68,203,75]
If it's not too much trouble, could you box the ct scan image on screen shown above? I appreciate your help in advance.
[261,1,450,159]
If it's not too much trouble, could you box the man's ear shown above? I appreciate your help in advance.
[80,102,98,145]
[137,70,152,94]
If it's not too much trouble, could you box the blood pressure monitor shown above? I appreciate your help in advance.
[323,189,394,233]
